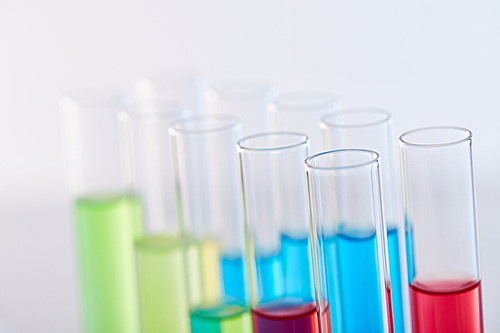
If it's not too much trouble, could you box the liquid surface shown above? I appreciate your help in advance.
[410,279,483,333]
[190,303,252,333]
[252,301,328,333]
[75,194,142,333]
[135,234,190,333]
[323,232,385,332]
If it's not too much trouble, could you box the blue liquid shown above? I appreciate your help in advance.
[387,228,404,333]
[323,232,384,333]
[281,234,315,301]
[221,255,247,302]
[256,252,284,302]
[255,234,315,303]
[405,227,415,284]
[322,234,342,333]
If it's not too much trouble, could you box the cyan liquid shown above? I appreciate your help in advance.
[387,228,404,333]
[255,234,315,303]
[221,255,247,302]
[405,226,415,284]
[281,234,315,301]
[256,252,284,302]
[323,232,384,333]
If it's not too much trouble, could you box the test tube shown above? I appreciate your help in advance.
[206,79,276,137]
[399,127,483,332]
[121,102,191,332]
[321,108,409,332]
[170,115,252,333]
[238,132,328,333]
[60,90,142,333]
[135,70,207,114]
[305,149,393,333]
[269,91,340,154]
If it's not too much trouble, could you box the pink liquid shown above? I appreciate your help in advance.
[251,302,330,333]
[386,283,394,333]
[410,279,483,333]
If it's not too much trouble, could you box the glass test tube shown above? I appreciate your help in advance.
[135,70,207,115]
[170,115,252,333]
[206,79,276,137]
[399,127,483,332]
[238,132,328,333]
[121,102,191,333]
[60,90,142,333]
[269,91,340,154]
[305,149,393,333]
[321,108,409,333]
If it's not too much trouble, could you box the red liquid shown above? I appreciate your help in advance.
[386,283,394,333]
[252,302,330,333]
[410,279,483,333]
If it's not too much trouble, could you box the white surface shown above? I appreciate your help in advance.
[0,1,499,331]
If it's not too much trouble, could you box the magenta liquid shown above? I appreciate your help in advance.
[251,302,329,333]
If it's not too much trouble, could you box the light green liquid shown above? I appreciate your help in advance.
[135,234,190,333]
[190,303,253,333]
[75,194,143,333]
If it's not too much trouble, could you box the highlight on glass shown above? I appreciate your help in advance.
[269,91,340,154]
[321,108,409,332]
[206,78,276,137]
[400,127,483,332]
[238,132,329,333]
[135,70,207,115]
[120,102,191,333]
[305,149,393,333]
[60,90,142,333]
[170,115,252,333]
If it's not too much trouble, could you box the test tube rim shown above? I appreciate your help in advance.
[271,91,340,112]
[136,68,203,88]
[399,126,473,148]
[321,107,391,129]
[237,131,309,152]
[126,100,189,120]
[208,78,275,101]
[169,114,240,134]
[60,87,125,111]
[304,148,380,171]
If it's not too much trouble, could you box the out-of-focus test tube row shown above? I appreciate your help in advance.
[60,72,483,333]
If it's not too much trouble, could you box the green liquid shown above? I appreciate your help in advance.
[75,194,143,333]
[135,234,190,333]
[190,303,253,333]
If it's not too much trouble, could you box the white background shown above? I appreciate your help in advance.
[0,1,499,332]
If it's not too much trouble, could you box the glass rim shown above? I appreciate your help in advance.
[60,88,124,110]
[170,114,240,134]
[272,91,339,111]
[237,131,309,152]
[209,78,274,100]
[126,100,188,120]
[136,67,202,81]
[321,107,391,128]
[304,149,380,171]
[135,69,203,87]
[399,126,473,148]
